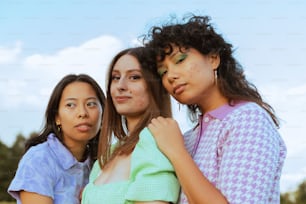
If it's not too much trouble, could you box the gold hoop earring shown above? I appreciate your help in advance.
[57,124,61,132]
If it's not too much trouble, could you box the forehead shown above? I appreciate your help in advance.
[62,82,96,98]
[113,54,141,72]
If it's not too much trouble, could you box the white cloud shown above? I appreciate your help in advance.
[287,84,306,95]
[24,35,123,85]
[130,38,144,47]
[1,35,124,111]
[281,173,306,192]
[0,35,125,146]
[281,164,306,192]
[0,41,22,64]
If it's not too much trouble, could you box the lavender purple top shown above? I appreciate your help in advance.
[179,101,286,204]
[8,133,91,204]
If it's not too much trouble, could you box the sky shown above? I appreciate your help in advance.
[1,0,305,193]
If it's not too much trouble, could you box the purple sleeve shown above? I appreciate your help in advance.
[217,108,283,203]
[8,148,55,201]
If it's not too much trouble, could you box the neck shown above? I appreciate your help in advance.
[64,141,87,162]
[199,88,228,114]
[125,116,140,133]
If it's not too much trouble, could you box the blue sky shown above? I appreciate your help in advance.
[1,0,305,193]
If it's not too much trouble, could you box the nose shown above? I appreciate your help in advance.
[166,66,179,83]
[78,105,89,118]
[117,77,127,91]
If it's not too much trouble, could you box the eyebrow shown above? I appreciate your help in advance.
[112,68,141,72]
[64,96,98,101]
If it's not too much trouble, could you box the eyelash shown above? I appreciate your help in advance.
[175,54,187,64]
[111,75,120,81]
[158,69,167,77]
[130,75,141,80]
[65,101,98,108]
[87,101,98,107]
[111,74,142,81]
[158,53,187,77]
[66,103,75,108]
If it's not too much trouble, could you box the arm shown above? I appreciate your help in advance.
[148,117,228,204]
[20,191,53,204]
[125,128,180,203]
[216,108,283,203]
[8,147,56,203]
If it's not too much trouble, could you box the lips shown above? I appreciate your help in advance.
[75,123,91,132]
[173,84,186,95]
[114,96,130,103]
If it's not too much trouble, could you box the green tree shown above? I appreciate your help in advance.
[0,133,27,201]
[281,192,295,204]
[295,180,306,204]
[281,180,306,204]
[0,140,15,201]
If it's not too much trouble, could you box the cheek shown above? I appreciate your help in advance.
[189,62,202,74]
[137,98,149,108]
[92,113,103,131]
[136,91,150,108]
[59,115,71,126]
[97,109,103,123]
[57,109,68,124]
[190,62,212,81]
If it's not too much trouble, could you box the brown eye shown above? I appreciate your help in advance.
[66,103,76,108]
[129,75,141,80]
[111,75,120,81]
[87,101,98,107]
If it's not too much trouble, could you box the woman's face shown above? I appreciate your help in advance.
[110,54,150,120]
[157,46,220,107]
[56,81,103,147]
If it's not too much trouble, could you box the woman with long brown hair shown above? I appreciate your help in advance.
[82,47,179,204]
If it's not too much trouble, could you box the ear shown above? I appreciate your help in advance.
[209,54,220,70]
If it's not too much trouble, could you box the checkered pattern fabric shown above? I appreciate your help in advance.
[179,102,286,204]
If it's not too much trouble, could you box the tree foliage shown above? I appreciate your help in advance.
[280,180,306,204]
[0,133,30,201]
[295,180,306,203]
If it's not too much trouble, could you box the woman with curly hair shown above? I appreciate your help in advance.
[145,14,287,204]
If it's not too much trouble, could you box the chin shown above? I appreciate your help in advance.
[174,96,187,104]
[116,109,130,116]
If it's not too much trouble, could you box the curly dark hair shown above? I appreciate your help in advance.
[144,14,279,127]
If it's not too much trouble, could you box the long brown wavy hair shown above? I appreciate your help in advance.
[98,47,172,168]
[144,14,279,127]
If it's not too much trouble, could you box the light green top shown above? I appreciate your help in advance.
[81,127,180,204]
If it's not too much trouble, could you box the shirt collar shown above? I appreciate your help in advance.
[201,101,247,120]
[47,133,91,170]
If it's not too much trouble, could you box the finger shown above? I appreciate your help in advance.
[150,117,164,126]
